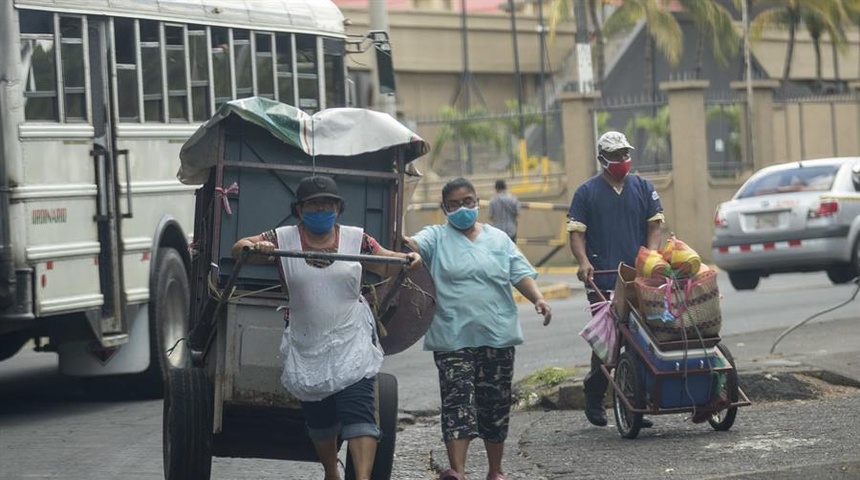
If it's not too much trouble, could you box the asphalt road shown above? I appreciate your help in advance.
[1,271,858,479]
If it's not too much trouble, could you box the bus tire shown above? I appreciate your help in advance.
[142,247,191,396]
[163,367,213,480]
[0,332,28,362]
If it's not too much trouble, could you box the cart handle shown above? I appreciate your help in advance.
[243,246,411,265]
[585,269,618,303]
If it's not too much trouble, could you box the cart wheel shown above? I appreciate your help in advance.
[344,373,398,480]
[613,351,645,439]
[163,367,213,480]
[708,343,739,431]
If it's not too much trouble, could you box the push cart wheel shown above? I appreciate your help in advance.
[163,367,213,480]
[345,373,398,480]
[613,351,645,439]
[708,343,739,431]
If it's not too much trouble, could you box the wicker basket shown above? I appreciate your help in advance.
[634,271,722,343]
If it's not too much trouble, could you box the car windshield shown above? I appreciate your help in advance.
[737,165,839,199]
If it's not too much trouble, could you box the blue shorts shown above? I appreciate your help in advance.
[300,376,381,441]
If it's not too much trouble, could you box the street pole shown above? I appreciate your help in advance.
[507,0,528,180]
[537,0,549,171]
[369,0,397,117]
[573,0,593,93]
[742,0,755,169]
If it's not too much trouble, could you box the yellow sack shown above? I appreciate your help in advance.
[662,236,702,277]
[635,246,670,279]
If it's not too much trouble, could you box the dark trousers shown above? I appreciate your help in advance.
[583,290,610,401]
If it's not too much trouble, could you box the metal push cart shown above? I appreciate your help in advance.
[163,98,436,479]
[593,275,752,440]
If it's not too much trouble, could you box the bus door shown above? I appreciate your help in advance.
[87,16,127,346]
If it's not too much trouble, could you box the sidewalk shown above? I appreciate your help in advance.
[426,301,860,479]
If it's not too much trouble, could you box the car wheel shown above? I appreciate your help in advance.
[826,266,855,285]
[728,271,759,291]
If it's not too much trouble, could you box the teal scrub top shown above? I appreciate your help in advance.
[411,222,537,351]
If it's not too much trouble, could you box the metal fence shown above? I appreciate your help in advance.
[592,93,672,174]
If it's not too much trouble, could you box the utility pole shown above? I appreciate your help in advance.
[536,0,549,168]
[573,0,593,93]
[506,0,527,179]
[741,0,755,168]
[369,0,396,117]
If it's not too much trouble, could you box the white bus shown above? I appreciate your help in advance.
[0,0,389,395]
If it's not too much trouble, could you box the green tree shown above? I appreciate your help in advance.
[600,0,683,95]
[799,1,847,92]
[677,0,740,78]
[706,104,742,174]
[430,106,504,174]
[625,105,670,168]
[743,0,842,84]
[846,0,860,79]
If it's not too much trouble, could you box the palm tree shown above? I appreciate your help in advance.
[431,106,504,174]
[799,1,847,92]
[677,0,740,78]
[846,0,860,79]
[625,105,671,171]
[743,0,840,85]
[548,0,608,88]
[599,0,683,96]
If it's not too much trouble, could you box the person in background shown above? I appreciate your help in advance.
[405,177,552,480]
[566,131,664,428]
[232,175,422,480]
[488,179,520,242]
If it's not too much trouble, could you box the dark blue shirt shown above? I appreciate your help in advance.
[568,174,663,291]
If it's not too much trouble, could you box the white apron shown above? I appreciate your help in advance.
[276,225,383,402]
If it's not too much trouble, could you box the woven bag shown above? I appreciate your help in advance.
[634,271,722,343]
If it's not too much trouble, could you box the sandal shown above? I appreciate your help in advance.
[439,468,466,480]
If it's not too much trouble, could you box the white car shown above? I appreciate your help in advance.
[712,157,860,290]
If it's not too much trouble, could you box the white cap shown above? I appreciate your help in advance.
[597,131,634,153]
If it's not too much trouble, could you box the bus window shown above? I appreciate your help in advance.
[165,24,188,123]
[323,38,345,111]
[211,27,231,110]
[188,25,210,121]
[114,18,139,122]
[275,33,295,107]
[233,29,252,99]
[139,20,163,122]
[295,34,319,112]
[20,10,59,121]
[254,32,275,100]
[59,16,87,122]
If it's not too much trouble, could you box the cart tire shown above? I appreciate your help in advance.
[708,343,739,431]
[142,248,191,397]
[344,373,398,480]
[613,351,645,439]
[163,367,213,480]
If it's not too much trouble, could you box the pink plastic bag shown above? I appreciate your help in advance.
[579,299,618,365]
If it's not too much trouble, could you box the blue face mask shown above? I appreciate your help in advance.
[302,210,337,234]
[446,206,478,230]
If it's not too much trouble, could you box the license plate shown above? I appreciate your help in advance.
[753,212,780,229]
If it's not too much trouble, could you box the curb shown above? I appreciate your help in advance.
[513,282,573,303]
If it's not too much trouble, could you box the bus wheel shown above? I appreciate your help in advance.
[163,367,213,480]
[0,332,29,361]
[142,248,190,396]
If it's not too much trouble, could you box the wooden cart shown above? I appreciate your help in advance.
[163,98,436,479]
